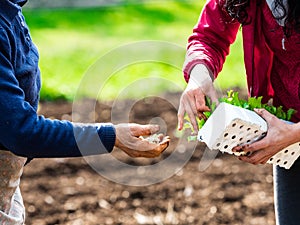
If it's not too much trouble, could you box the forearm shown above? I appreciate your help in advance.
[1,110,116,158]
[0,76,115,158]
[183,0,240,82]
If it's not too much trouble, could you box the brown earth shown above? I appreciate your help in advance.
[21,91,276,225]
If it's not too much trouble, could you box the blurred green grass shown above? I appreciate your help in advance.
[23,1,246,101]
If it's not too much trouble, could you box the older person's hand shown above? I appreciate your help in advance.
[232,108,300,165]
[178,64,219,132]
[114,123,170,158]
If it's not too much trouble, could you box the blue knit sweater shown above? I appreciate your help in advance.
[0,0,116,158]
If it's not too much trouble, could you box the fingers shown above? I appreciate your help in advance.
[237,150,271,165]
[122,135,170,158]
[151,136,171,157]
[139,135,170,152]
[206,86,220,105]
[177,101,185,131]
[194,90,210,113]
[130,124,160,137]
[231,145,249,156]
[185,103,200,132]
[232,132,269,155]
[233,140,276,165]
[115,123,161,150]
[177,88,209,132]
[115,122,171,158]
[254,108,278,125]
[155,133,164,142]
[178,96,199,132]
[232,137,271,164]
[242,142,266,153]
[254,108,271,118]
[186,90,206,121]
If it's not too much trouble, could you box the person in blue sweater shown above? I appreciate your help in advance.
[0,0,170,224]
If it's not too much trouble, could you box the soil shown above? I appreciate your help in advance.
[21,91,276,225]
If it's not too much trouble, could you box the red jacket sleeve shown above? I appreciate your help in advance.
[183,0,240,82]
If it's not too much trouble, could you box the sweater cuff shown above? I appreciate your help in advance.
[183,52,214,83]
[97,123,116,153]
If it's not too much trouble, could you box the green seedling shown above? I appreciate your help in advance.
[184,90,296,141]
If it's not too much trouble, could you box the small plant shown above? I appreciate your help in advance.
[184,90,296,141]
[220,90,296,120]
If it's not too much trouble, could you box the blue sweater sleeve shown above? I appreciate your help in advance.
[0,29,116,158]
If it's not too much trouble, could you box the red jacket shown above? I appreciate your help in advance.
[183,0,274,101]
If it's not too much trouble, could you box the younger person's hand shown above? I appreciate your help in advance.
[114,123,170,158]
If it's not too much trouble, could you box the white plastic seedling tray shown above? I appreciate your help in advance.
[197,102,300,169]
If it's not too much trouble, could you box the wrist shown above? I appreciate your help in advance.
[189,64,213,87]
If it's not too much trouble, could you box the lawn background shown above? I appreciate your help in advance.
[23,1,246,101]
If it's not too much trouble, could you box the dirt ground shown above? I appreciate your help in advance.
[21,91,276,225]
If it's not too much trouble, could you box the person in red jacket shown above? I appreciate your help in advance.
[178,0,300,224]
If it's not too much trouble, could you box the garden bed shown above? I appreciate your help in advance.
[21,91,276,225]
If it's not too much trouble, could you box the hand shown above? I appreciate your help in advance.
[178,64,219,132]
[232,108,299,165]
[114,123,170,158]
